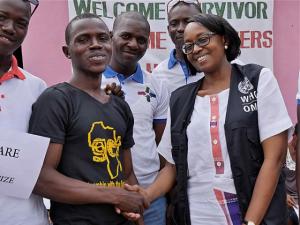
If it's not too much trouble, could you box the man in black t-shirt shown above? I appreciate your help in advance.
[29,13,148,225]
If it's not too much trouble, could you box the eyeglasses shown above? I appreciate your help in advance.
[26,0,39,15]
[182,32,216,55]
[167,0,201,13]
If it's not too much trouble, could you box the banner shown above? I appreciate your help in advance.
[68,0,274,71]
[0,131,49,199]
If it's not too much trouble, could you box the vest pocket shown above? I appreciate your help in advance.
[226,123,263,176]
[246,128,263,165]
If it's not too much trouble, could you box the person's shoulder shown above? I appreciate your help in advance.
[110,94,128,107]
[19,68,47,97]
[142,69,156,84]
[257,67,277,87]
[233,62,264,71]
[110,95,133,115]
[173,79,200,95]
[152,58,169,73]
[20,68,44,82]
[245,63,272,79]
[233,63,266,79]
[20,68,47,87]
[170,80,200,105]
[231,58,245,65]
[44,82,68,91]
[143,69,167,94]
[38,82,71,102]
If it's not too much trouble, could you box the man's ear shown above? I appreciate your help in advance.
[167,25,170,36]
[62,46,71,59]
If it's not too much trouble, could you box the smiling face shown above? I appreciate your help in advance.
[167,3,200,51]
[184,22,227,74]
[111,16,149,74]
[0,0,31,57]
[64,18,112,76]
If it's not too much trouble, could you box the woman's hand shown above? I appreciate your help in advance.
[287,194,297,208]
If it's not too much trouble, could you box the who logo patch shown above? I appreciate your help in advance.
[238,76,254,94]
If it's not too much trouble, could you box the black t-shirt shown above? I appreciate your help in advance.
[29,82,135,225]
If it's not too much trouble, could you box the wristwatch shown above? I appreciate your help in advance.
[243,220,256,225]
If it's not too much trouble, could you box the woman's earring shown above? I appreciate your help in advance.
[224,45,228,50]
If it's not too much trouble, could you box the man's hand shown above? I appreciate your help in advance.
[104,82,124,99]
[115,207,141,221]
[115,188,149,215]
[115,184,150,221]
[124,183,150,203]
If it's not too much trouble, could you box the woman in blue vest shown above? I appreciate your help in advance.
[127,13,293,225]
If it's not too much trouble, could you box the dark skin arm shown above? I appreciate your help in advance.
[123,148,139,185]
[124,161,176,203]
[118,122,166,223]
[120,149,147,225]
[145,161,176,203]
[33,143,148,214]
[243,131,288,224]
[153,122,167,169]
[122,161,176,222]
[153,122,166,145]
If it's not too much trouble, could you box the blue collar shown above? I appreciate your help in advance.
[168,49,192,81]
[103,64,144,84]
[168,49,179,69]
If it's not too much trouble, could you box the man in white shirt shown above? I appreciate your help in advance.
[0,0,49,224]
[152,1,243,95]
[152,1,202,94]
[102,12,169,225]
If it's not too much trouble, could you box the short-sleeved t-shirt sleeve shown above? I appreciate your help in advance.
[257,68,292,142]
[157,108,174,164]
[116,96,135,149]
[152,76,169,122]
[29,87,69,144]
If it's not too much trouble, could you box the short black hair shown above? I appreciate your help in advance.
[65,13,106,45]
[188,13,241,62]
[22,0,32,16]
[112,11,150,34]
[168,1,202,15]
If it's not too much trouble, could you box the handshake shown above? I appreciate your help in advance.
[114,184,151,222]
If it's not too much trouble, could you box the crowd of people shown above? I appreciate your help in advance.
[0,0,298,225]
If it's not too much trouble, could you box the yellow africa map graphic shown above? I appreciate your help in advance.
[88,121,122,180]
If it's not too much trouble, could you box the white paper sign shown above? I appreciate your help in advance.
[0,130,49,199]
